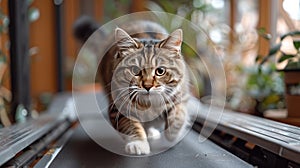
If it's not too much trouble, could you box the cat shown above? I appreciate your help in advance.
[75,19,191,155]
[98,21,191,155]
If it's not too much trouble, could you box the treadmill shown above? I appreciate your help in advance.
[0,93,252,168]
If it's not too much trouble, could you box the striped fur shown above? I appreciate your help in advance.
[99,21,190,155]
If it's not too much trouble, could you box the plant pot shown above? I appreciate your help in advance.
[284,70,300,118]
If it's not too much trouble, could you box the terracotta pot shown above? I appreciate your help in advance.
[284,71,300,118]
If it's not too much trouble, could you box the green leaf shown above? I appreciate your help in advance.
[184,9,194,21]
[268,43,281,56]
[257,28,272,40]
[257,27,266,34]
[293,41,300,50]
[146,1,165,12]
[285,60,300,69]
[278,54,294,63]
[258,66,262,74]
[280,31,300,41]
[157,1,176,14]
[260,53,276,65]
[255,55,262,62]
[196,4,213,12]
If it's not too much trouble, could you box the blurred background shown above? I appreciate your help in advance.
[0,0,299,127]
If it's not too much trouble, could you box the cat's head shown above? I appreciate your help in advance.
[111,28,187,121]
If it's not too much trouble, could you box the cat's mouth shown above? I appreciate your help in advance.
[134,92,164,107]
[140,90,151,95]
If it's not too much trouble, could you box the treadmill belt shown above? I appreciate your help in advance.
[50,124,252,168]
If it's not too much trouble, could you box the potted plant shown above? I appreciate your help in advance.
[260,31,300,118]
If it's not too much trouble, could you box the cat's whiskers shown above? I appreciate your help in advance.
[102,77,130,90]
[157,93,169,115]
[128,89,143,118]
[108,88,128,117]
[116,93,131,114]
[161,93,178,130]
[110,86,129,94]
[133,93,139,120]
[125,96,132,123]
[129,89,138,100]
[111,85,138,105]
[119,88,138,117]
[112,90,129,106]
[158,93,171,129]
[115,111,121,130]
[115,94,132,129]
[161,92,177,114]
[100,86,129,104]
[165,86,178,97]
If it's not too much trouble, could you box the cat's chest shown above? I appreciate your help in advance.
[142,115,165,131]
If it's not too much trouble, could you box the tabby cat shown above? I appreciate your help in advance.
[98,21,190,155]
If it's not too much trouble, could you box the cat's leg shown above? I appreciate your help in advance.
[115,115,150,155]
[147,127,161,140]
[164,103,187,141]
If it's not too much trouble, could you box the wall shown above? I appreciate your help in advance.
[30,0,57,104]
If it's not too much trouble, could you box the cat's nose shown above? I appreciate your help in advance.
[142,83,153,92]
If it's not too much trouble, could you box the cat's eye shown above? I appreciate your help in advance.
[155,66,166,76]
[131,66,141,76]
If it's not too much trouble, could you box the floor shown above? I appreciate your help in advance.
[49,92,252,168]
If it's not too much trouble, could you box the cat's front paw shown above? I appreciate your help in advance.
[165,130,178,141]
[165,124,184,141]
[147,127,161,140]
[125,140,150,155]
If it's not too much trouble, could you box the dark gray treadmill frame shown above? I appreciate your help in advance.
[193,98,300,165]
[0,114,66,165]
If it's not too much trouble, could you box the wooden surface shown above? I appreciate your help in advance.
[257,0,278,56]
[264,109,300,127]
[30,0,57,98]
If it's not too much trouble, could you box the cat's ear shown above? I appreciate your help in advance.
[160,29,182,52]
[115,27,138,49]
